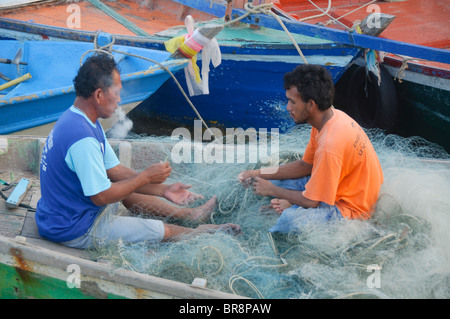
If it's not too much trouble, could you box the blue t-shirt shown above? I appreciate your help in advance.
[36,106,120,242]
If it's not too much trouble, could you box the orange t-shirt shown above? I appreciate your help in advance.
[302,109,383,219]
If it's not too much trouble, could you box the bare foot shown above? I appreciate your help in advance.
[189,195,217,222]
[270,198,292,215]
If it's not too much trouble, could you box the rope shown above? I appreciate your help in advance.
[197,245,224,275]
[394,58,410,83]
[299,0,332,22]
[322,0,378,27]
[80,34,216,138]
[229,274,265,299]
[225,2,308,64]
[301,0,349,30]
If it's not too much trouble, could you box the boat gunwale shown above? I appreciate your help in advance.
[0,51,188,106]
[0,17,359,51]
[0,234,245,299]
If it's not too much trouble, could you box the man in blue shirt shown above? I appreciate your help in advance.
[36,54,240,249]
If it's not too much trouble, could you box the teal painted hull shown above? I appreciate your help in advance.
[395,80,450,152]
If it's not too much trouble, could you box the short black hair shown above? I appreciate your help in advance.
[283,64,335,110]
[73,54,118,98]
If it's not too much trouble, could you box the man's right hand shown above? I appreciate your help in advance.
[238,170,259,188]
[143,162,172,184]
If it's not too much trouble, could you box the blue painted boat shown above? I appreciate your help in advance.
[0,1,367,134]
[136,20,361,133]
[6,0,443,135]
[270,0,450,153]
[0,39,188,135]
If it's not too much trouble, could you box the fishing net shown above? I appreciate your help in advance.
[92,124,450,299]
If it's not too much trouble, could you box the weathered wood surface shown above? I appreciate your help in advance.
[0,135,245,299]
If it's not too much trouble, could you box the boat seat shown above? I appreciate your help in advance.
[19,210,88,259]
[19,205,132,259]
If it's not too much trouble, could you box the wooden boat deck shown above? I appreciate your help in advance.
[0,135,245,299]
[0,165,88,259]
[272,0,450,71]
[2,1,447,47]
[273,0,450,49]
[0,0,215,36]
[1,0,448,71]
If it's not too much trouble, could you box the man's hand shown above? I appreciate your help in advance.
[164,182,204,206]
[238,170,259,188]
[251,177,275,197]
[143,162,172,184]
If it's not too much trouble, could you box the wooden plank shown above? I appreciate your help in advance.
[20,210,41,239]
[229,8,450,64]
[0,18,167,49]
[0,235,245,299]
[0,210,25,237]
[171,0,227,18]
[0,0,53,9]
[0,188,28,218]
[17,236,88,259]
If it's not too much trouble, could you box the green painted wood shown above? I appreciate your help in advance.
[0,263,126,299]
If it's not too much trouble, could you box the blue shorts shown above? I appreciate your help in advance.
[268,176,342,234]
[61,204,165,249]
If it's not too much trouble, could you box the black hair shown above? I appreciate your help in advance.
[73,54,118,98]
[283,64,335,110]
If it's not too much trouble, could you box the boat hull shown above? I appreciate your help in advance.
[0,135,244,299]
[0,40,188,135]
[0,235,240,299]
[385,66,450,152]
[0,17,361,134]
[271,0,450,152]
[335,58,450,153]
[131,50,357,133]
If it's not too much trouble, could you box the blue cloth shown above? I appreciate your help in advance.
[268,177,343,234]
[36,106,120,242]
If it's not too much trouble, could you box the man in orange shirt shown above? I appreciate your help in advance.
[238,64,383,233]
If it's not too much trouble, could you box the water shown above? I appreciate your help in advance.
[96,115,450,299]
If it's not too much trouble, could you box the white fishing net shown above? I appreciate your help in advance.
[93,124,450,299]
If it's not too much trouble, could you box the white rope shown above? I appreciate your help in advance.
[322,0,377,27]
[198,245,224,275]
[301,0,349,30]
[225,2,308,64]
[299,0,332,22]
[229,274,265,299]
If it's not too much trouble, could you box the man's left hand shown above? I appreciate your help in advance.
[252,177,274,197]
[164,182,204,206]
